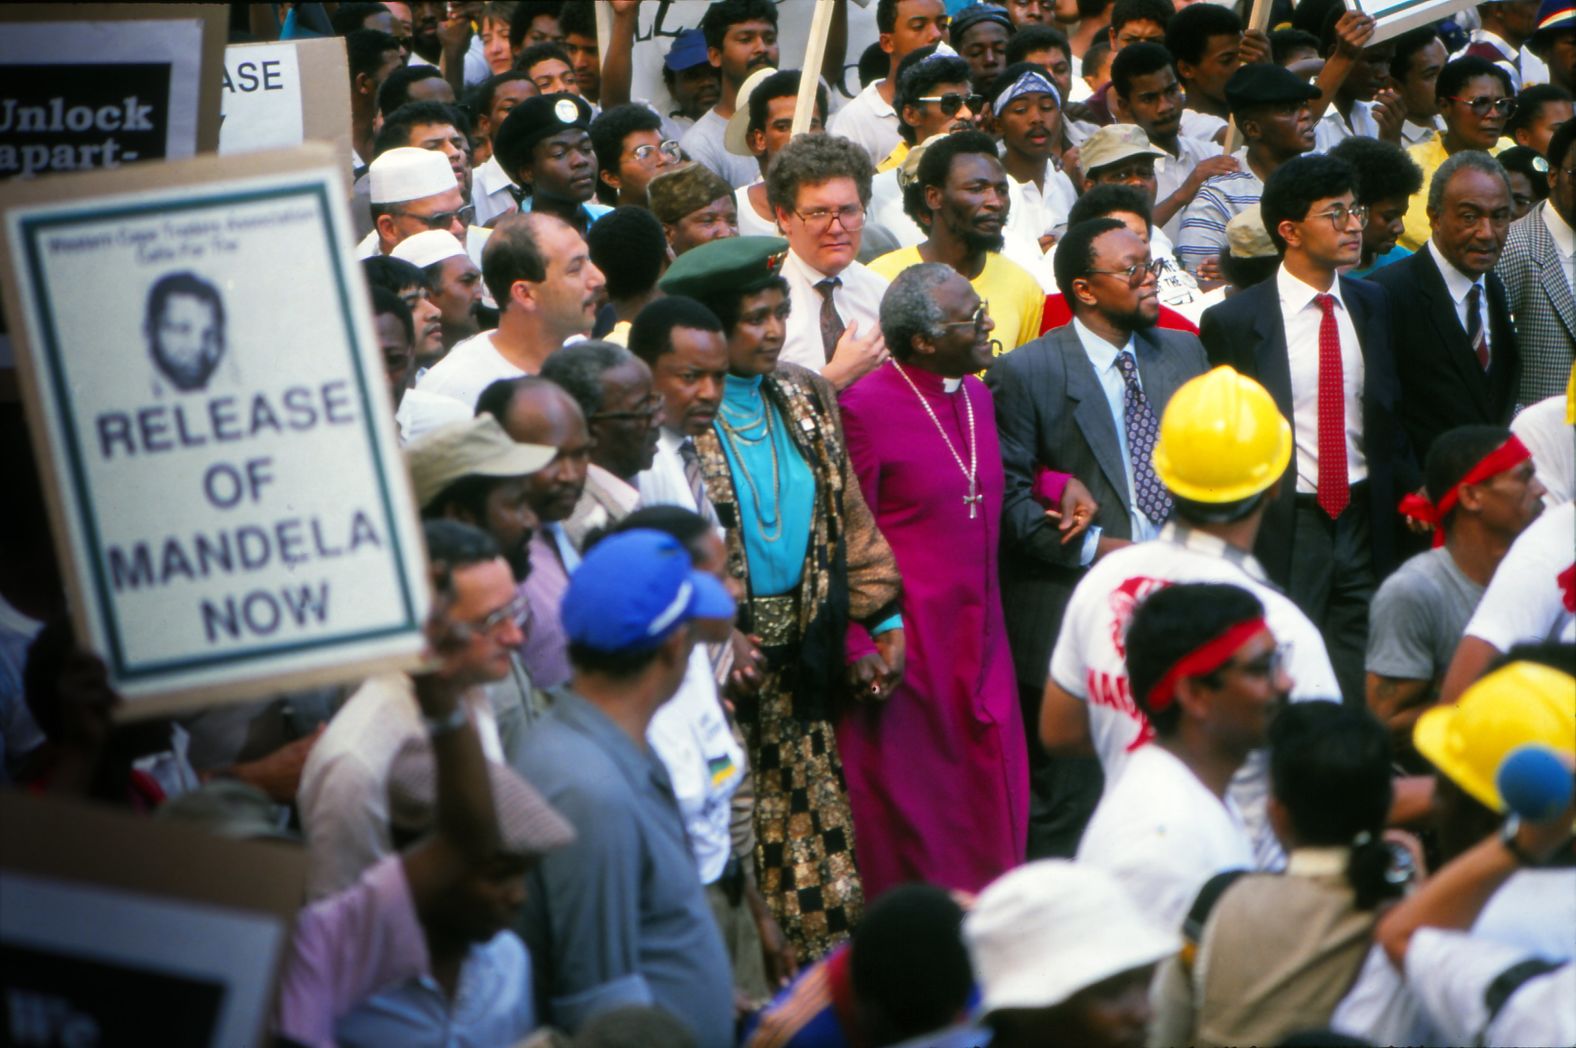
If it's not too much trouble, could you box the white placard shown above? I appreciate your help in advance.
[1347,0,1484,44]
[219,43,304,154]
[0,147,429,715]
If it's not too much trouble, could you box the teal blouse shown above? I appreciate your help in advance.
[713,373,815,597]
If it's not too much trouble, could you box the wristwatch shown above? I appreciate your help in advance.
[1500,815,1537,866]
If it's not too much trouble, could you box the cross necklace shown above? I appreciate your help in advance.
[890,360,981,519]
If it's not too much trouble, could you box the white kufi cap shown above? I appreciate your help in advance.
[369,147,457,204]
[391,229,469,268]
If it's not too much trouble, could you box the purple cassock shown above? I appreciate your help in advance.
[837,362,1028,899]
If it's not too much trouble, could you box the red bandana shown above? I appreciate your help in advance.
[1397,435,1532,547]
[1147,617,1270,712]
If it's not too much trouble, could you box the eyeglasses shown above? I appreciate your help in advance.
[916,93,986,117]
[791,204,866,232]
[1222,643,1292,680]
[460,594,528,638]
[591,395,663,423]
[628,140,683,164]
[941,299,992,334]
[1446,95,1516,117]
[392,204,474,229]
[1307,203,1369,230]
[1085,258,1164,286]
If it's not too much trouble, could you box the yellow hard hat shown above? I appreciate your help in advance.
[1152,366,1293,504]
[1414,662,1576,812]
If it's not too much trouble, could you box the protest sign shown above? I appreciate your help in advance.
[0,4,225,181]
[1348,0,1484,43]
[220,37,352,171]
[0,145,431,718]
[0,792,304,1047]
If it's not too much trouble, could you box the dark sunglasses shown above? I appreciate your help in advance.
[917,92,986,117]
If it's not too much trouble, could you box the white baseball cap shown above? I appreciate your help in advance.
[391,229,469,269]
[369,147,457,204]
[964,860,1178,1015]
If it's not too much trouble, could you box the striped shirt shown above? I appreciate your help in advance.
[1176,167,1265,276]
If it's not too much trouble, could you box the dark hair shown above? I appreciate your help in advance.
[1436,55,1513,102]
[1548,117,1576,168]
[1507,83,1574,139]
[877,0,900,34]
[575,1006,698,1048]
[1328,137,1424,203]
[332,2,391,36]
[850,885,972,1039]
[423,518,501,569]
[1217,248,1281,290]
[766,133,875,212]
[1497,144,1551,200]
[540,339,638,418]
[748,69,829,139]
[1083,39,1114,81]
[1110,41,1174,100]
[1270,27,1321,65]
[516,40,572,74]
[364,254,429,294]
[587,206,668,300]
[1269,702,1397,910]
[914,128,1000,196]
[568,640,669,678]
[145,271,224,337]
[374,100,468,158]
[468,70,537,124]
[628,295,724,366]
[1053,216,1126,298]
[1260,154,1357,251]
[424,473,499,522]
[480,215,549,304]
[1290,0,1343,37]
[1388,25,1441,81]
[1068,182,1152,227]
[509,1,562,50]
[556,0,597,40]
[1006,25,1073,66]
[605,505,714,560]
[894,46,976,142]
[370,285,414,343]
[858,41,891,87]
[701,0,778,51]
[378,65,447,116]
[1424,424,1514,531]
[1077,0,1115,20]
[347,28,402,82]
[590,103,664,181]
[692,276,790,336]
[1125,582,1266,737]
[1110,0,1173,36]
[1165,2,1241,67]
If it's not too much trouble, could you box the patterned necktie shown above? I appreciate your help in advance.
[1466,283,1489,370]
[1114,351,1172,524]
[815,277,845,362]
[1313,294,1350,519]
[679,437,720,527]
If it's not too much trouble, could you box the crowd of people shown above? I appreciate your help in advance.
[3,0,1576,1046]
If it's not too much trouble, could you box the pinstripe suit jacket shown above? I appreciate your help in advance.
[1495,201,1576,405]
[984,322,1209,688]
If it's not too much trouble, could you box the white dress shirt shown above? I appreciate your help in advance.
[1426,238,1495,363]
[1275,265,1368,494]
[826,80,901,166]
[778,248,889,372]
[1541,199,1576,297]
[1401,114,1443,146]
[472,154,519,227]
[1313,99,1381,152]
[637,428,725,539]
[1070,318,1161,544]
[1004,169,1079,242]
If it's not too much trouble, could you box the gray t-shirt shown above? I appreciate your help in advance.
[1366,548,1484,681]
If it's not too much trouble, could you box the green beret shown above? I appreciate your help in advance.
[646,162,735,225]
[659,235,789,299]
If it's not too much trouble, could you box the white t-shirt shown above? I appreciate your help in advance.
[733,180,779,237]
[406,330,527,415]
[679,108,760,188]
[646,646,745,885]
[1077,743,1255,932]
[1406,930,1575,1048]
[1180,109,1227,143]
[1464,500,1576,649]
[1512,394,1574,506]
[827,80,901,167]
[1314,100,1380,153]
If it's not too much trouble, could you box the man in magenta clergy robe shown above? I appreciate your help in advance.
[837,262,1029,898]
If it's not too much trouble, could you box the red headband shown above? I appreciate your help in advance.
[1146,617,1270,712]
[1397,435,1532,547]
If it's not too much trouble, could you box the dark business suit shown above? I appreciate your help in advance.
[1367,244,1519,460]
[1199,274,1417,704]
[985,320,1208,856]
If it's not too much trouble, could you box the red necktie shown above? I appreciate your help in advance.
[1314,294,1350,519]
[1466,284,1489,370]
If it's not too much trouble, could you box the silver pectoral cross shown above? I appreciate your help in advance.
[963,481,981,520]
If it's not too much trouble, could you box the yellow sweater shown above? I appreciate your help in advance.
[867,247,1046,354]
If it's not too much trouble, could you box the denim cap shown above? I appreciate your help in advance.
[561,529,736,653]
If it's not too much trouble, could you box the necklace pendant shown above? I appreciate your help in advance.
[965,482,981,520]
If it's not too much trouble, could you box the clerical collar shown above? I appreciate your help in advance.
[943,377,961,393]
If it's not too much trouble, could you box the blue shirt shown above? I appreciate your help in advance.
[516,692,734,1047]
[1350,243,1412,278]
[335,930,535,1048]
[517,195,612,229]
[713,373,815,596]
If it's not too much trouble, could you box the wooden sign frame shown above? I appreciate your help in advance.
[0,145,431,720]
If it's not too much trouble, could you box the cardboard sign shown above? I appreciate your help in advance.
[0,792,305,1047]
[0,145,431,718]
[1348,0,1485,44]
[220,37,352,172]
[0,4,224,180]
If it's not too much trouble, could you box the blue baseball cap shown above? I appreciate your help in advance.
[665,29,710,72]
[561,530,736,653]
